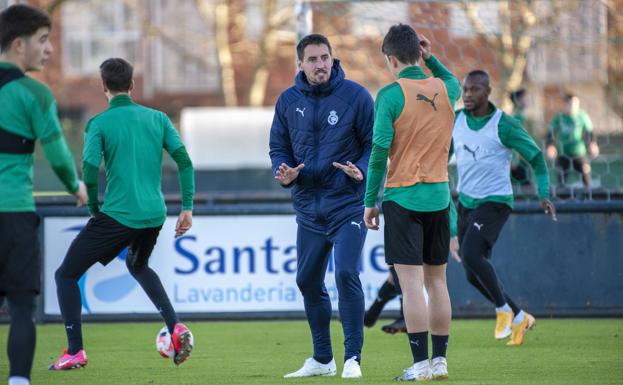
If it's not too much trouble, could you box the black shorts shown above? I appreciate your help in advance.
[62,212,162,271]
[0,212,41,294]
[457,202,511,257]
[382,200,449,266]
[556,155,590,174]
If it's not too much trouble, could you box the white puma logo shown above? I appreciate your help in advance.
[296,107,305,117]
[65,324,73,330]
[351,221,362,230]
[473,222,484,231]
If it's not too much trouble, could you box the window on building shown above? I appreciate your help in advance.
[449,1,500,38]
[528,2,607,84]
[244,0,295,40]
[62,0,140,75]
[145,0,219,93]
[350,2,409,37]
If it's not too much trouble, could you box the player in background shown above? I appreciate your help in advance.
[546,93,599,189]
[0,5,87,385]
[270,34,373,379]
[509,89,535,192]
[364,267,407,334]
[449,70,557,347]
[364,24,460,381]
[49,58,195,370]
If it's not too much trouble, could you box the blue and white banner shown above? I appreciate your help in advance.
[43,215,399,315]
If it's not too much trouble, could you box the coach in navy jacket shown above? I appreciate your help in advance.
[269,34,373,378]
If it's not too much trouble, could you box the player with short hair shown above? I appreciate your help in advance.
[0,5,87,385]
[449,70,556,347]
[546,93,599,188]
[364,24,460,381]
[509,88,534,189]
[49,57,195,370]
[270,33,373,379]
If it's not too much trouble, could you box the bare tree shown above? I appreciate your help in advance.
[605,0,623,120]
[461,0,575,110]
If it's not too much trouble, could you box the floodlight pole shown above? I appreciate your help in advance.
[296,0,313,40]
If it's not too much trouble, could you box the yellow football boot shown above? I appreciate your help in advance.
[506,312,536,346]
[494,309,513,339]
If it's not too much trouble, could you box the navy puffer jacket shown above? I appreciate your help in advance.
[269,59,374,234]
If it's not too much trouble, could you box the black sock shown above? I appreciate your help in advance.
[432,335,449,358]
[7,292,36,378]
[377,279,397,303]
[314,355,333,364]
[66,322,83,355]
[407,332,428,363]
[128,264,178,334]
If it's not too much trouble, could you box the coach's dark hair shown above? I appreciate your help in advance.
[296,34,332,61]
[0,5,51,53]
[382,24,420,65]
[509,88,526,106]
[100,58,133,93]
[466,69,490,86]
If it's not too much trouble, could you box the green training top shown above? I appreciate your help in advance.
[548,110,593,157]
[511,109,534,165]
[83,94,194,228]
[454,102,550,210]
[0,62,79,212]
[364,55,461,212]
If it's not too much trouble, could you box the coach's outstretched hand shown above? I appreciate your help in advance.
[333,161,363,181]
[275,163,304,186]
[175,210,193,238]
[364,207,380,230]
[73,180,88,207]
[540,199,557,222]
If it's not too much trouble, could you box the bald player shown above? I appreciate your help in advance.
[449,70,556,346]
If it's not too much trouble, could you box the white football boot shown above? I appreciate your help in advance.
[431,357,448,380]
[283,357,336,378]
[341,356,362,378]
[394,359,432,381]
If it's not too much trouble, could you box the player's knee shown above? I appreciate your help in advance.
[125,255,146,276]
[464,269,480,286]
[295,274,321,295]
[54,266,67,284]
[334,268,358,285]
[461,240,485,268]
[7,292,36,322]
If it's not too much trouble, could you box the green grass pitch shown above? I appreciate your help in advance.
[1,319,622,384]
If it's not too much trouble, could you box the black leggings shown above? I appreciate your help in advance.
[55,213,178,354]
[6,291,37,379]
[457,202,520,314]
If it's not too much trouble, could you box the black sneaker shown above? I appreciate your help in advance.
[364,299,386,327]
[381,318,406,334]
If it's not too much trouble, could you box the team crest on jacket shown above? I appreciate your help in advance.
[327,110,339,125]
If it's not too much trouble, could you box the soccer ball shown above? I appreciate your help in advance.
[156,326,174,359]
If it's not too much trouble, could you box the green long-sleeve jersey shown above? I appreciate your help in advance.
[82,94,194,228]
[0,62,79,212]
